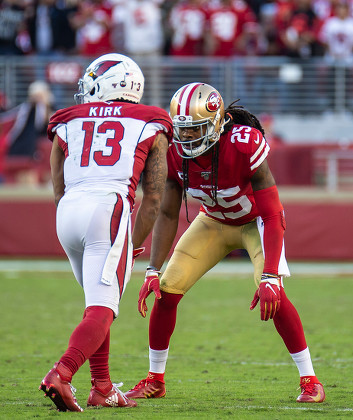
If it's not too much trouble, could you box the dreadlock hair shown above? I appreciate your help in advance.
[223,100,265,136]
[181,100,264,223]
[182,158,190,222]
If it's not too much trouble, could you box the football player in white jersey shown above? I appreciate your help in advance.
[39,53,173,412]
[126,83,325,403]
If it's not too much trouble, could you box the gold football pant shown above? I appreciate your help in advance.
[160,212,264,295]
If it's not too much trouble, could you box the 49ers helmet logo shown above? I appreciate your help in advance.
[206,91,222,112]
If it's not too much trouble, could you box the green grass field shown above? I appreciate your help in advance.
[1,265,352,419]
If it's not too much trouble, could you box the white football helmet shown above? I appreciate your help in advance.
[74,53,144,104]
[170,83,225,159]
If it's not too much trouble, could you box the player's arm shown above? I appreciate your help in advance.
[251,159,285,275]
[250,159,285,320]
[50,134,65,207]
[132,133,169,250]
[136,176,182,317]
[149,177,183,271]
[250,158,275,191]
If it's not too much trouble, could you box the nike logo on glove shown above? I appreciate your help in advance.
[265,283,277,294]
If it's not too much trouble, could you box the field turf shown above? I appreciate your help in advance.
[1,265,352,419]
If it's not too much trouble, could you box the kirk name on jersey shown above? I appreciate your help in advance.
[88,105,123,117]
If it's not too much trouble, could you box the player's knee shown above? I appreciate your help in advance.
[85,306,114,326]
[158,291,183,310]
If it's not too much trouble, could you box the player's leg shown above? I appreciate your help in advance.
[39,304,115,412]
[244,218,325,402]
[39,196,91,412]
[82,195,136,407]
[57,197,117,377]
[126,213,235,398]
[273,289,325,402]
[40,195,136,410]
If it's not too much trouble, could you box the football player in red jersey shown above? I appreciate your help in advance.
[168,0,208,56]
[38,53,173,412]
[126,82,325,403]
[206,0,259,57]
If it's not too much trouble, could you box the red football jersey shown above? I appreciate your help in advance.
[169,2,208,56]
[207,0,257,56]
[48,101,173,208]
[167,124,270,226]
[74,1,113,56]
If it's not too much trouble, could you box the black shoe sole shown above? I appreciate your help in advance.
[39,382,70,412]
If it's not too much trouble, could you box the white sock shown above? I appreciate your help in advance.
[149,347,169,373]
[290,347,315,377]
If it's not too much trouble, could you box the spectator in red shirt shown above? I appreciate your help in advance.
[278,0,322,57]
[71,0,113,57]
[168,0,208,56]
[206,0,260,57]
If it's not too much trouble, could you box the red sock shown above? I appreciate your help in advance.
[92,379,113,395]
[89,329,111,392]
[55,362,73,382]
[147,372,165,383]
[300,375,319,385]
[273,289,307,354]
[149,291,183,350]
[58,306,114,380]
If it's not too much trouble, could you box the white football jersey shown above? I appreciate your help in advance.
[48,101,173,206]
[319,16,353,60]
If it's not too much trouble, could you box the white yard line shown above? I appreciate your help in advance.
[0,259,352,275]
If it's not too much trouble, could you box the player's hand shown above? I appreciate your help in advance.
[250,274,281,321]
[138,268,161,318]
[132,247,145,270]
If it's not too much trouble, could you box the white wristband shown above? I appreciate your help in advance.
[146,269,161,277]
[260,276,280,287]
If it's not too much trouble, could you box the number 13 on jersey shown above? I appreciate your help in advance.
[81,120,124,167]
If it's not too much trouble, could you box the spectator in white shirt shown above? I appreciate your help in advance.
[319,1,353,64]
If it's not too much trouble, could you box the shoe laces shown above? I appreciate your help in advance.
[130,379,147,391]
[298,382,316,394]
[111,382,128,401]
[69,384,78,397]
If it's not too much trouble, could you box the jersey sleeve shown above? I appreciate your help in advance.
[230,125,270,176]
[144,106,174,145]
[47,109,62,141]
[47,106,78,141]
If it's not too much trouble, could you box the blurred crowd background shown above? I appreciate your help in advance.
[1,0,353,60]
[0,0,353,189]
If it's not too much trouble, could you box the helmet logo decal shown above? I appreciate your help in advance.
[206,92,222,112]
[91,61,122,78]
